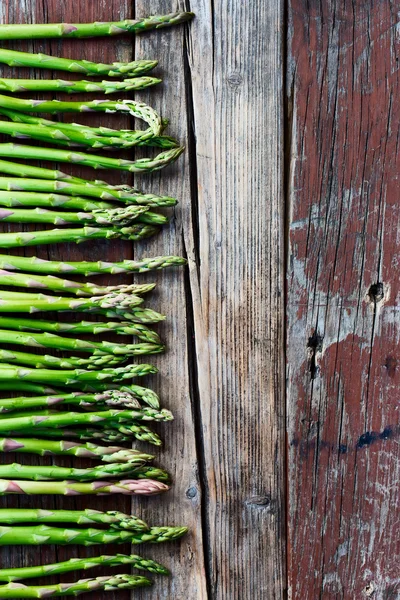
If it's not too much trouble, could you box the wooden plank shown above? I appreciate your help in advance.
[132,1,208,598]
[287,1,400,598]
[186,1,286,598]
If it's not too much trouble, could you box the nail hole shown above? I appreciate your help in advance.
[186,487,197,499]
[307,331,323,380]
[368,282,384,303]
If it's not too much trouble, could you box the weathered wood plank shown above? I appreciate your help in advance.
[287,1,400,598]
[132,1,208,598]
[186,1,286,598]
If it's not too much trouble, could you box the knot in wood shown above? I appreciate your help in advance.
[245,495,274,512]
[226,71,243,88]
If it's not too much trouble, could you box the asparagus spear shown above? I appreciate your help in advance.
[0,48,157,77]
[0,363,158,384]
[0,375,161,407]
[0,328,163,357]
[0,253,186,275]
[0,524,185,544]
[0,192,173,215]
[0,76,161,94]
[0,224,159,248]
[0,478,169,496]
[0,508,149,530]
[0,118,178,151]
[0,462,162,482]
[0,144,184,174]
[0,316,161,344]
[0,575,152,597]
[0,349,124,370]
[0,438,155,464]
[0,159,93,184]
[0,206,154,227]
[0,407,172,433]
[0,553,168,582]
[0,421,163,446]
[0,109,179,150]
[0,223,159,247]
[0,193,171,224]
[0,428,134,444]
[0,288,145,310]
[0,95,162,132]
[0,205,154,226]
[0,12,194,39]
[0,273,155,297]
[0,174,178,208]
[0,390,144,413]
[0,191,113,211]
[0,172,178,207]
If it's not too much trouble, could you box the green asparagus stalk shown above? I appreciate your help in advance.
[0,192,169,224]
[0,205,153,225]
[0,109,179,150]
[0,328,163,356]
[0,48,157,77]
[0,421,163,446]
[0,118,178,151]
[0,349,123,370]
[0,289,146,311]
[0,553,168,582]
[0,190,113,211]
[0,508,147,530]
[0,478,169,496]
[0,224,159,247]
[0,253,185,275]
[0,12,194,39]
[0,462,161,482]
[0,406,165,445]
[0,194,171,224]
[0,175,178,207]
[0,96,162,134]
[0,363,158,384]
[0,273,155,297]
[0,168,178,207]
[0,144,184,174]
[0,324,161,354]
[0,437,155,464]
[0,316,161,344]
[0,159,96,184]
[0,390,145,413]
[0,575,152,597]
[0,428,134,444]
[0,407,172,433]
[0,524,187,544]
[0,76,161,94]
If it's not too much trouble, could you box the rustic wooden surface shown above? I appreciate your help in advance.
[287,1,400,599]
[0,0,399,598]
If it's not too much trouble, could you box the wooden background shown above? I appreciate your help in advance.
[0,0,399,599]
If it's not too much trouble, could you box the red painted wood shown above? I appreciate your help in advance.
[287,1,400,598]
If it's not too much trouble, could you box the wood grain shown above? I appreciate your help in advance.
[287,1,400,598]
[186,1,286,598]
